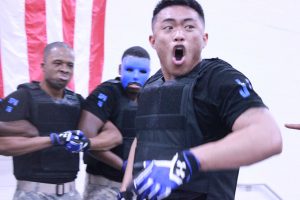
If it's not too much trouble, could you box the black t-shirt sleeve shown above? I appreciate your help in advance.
[83,83,119,122]
[213,67,266,128]
[194,60,266,132]
[0,89,31,121]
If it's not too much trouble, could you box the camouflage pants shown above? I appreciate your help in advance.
[83,173,121,200]
[13,189,82,200]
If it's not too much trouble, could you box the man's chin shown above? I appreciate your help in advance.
[47,80,68,90]
[126,86,141,94]
[55,81,69,89]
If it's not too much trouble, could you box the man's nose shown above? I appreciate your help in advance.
[60,63,71,72]
[133,70,139,81]
[174,29,185,42]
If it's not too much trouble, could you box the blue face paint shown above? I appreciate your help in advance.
[120,56,150,89]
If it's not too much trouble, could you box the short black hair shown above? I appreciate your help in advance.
[152,0,205,25]
[121,46,150,60]
[43,42,73,62]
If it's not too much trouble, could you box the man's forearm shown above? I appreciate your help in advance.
[89,121,122,151]
[120,138,137,191]
[0,136,52,156]
[88,150,123,170]
[89,135,122,151]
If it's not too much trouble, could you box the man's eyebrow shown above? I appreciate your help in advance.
[162,17,196,23]
[52,59,62,62]
[183,18,196,22]
[52,59,73,64]
[162,18,176,23]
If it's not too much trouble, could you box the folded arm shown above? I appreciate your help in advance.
[79,110,122,151]
[0,136,52,156]
[89,121,122,150]
[88,150,123,170]
[0,120,38,137]
[0,120,50,156]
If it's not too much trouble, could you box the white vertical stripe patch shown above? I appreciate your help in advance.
[0,0,30,96]
[73,0,93,97]
[46,0,64,43]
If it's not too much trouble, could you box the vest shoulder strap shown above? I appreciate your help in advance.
[17,81,40,90]
[103,79,123,98]
[146,69,163,85]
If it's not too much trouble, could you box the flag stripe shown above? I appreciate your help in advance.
[62,0,76,47]
[62,0,76,90]
[46,0,64,43]
[73,0,93,97]
[25,0,47,82]
[89,0,106,93]
[1,0,30,96]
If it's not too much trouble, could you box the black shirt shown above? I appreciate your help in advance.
[193,58,266,143]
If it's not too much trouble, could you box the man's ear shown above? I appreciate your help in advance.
[202,33,208,49]
[149,35,155,49]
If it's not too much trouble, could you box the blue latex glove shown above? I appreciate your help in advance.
[50,131,73,145]
[133,150,200,200]
[64,130,90,153]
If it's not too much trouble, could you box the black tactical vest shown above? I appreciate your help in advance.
[85,80,138,182]
[13,82,81,183]
[134,65,204,162]
[134,60,239,199]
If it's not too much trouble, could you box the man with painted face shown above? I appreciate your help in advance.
[79,46,151,200]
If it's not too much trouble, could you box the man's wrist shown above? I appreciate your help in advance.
[83,138,91,152]
[176,150,201,183]
[183,150,200,171]
[49,133,59,145]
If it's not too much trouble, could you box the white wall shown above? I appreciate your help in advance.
[103,1,300,199]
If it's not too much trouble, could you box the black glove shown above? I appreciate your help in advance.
[117,191,133,200]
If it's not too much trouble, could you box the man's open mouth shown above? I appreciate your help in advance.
[174,45,185,61]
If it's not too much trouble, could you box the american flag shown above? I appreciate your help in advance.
[0,0,106,98]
